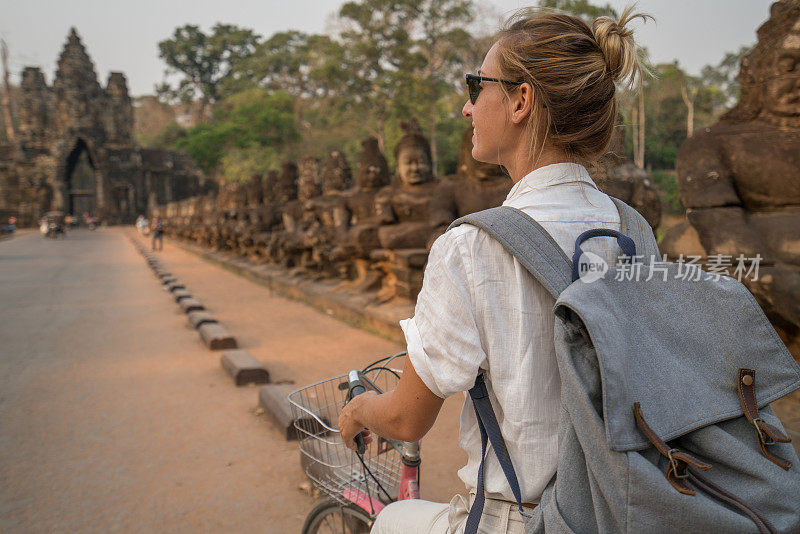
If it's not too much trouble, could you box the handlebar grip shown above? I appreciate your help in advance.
[347,370,367,454]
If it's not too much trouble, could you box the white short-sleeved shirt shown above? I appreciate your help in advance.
[401,162,622,503]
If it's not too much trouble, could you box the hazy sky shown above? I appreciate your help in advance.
[0,0,775,96]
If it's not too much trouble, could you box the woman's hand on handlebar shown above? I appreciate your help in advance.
[339,390,377,452]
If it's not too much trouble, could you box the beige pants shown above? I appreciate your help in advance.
[370,493,533,534]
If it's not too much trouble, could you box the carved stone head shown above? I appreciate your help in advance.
[458,125,505,182]
[725,0,800,126]
[274,161,298,204]
[298,156,322,202]
[321,150,352,194]
[262,170,278,204]
[355,137,389,190]
[247,174,263,207]
[394,118,433,186]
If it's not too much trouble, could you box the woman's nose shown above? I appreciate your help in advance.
[462,99,473,118]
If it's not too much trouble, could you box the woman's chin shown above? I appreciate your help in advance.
[471,147,497,166]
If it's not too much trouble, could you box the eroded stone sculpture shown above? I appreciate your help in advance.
[429,125,512,243]
[663,0,800,357]
[306,152,350,276]
[373,118,440,300]
[334,137,391,288]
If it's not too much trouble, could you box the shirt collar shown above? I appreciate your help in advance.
[505,162,599,203]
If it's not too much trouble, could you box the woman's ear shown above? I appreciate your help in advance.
[510,82,534,125]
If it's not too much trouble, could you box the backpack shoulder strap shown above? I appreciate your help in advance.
[609,196,661,262]
[447,205,572,300]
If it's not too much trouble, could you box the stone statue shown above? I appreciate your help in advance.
[298,157,323,202]
[662,0,800,358]
[429,125,513,243]
[251,170,283,262]
[372,118,439,300]
[333,137,391,288]
[306,151,352,276]
[374,118,439,250]
[247,174,264,208]
[273,161,319,268]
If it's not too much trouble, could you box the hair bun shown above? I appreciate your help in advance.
[592,6,650,89]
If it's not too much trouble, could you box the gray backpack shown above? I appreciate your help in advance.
[449,198,800,534]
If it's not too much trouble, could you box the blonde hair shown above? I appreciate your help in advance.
[495,5,651,166]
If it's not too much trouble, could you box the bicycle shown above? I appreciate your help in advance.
[288,352,420,533]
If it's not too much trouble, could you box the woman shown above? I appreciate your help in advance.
[339,6,648,533]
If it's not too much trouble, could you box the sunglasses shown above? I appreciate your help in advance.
[465,73,523,105]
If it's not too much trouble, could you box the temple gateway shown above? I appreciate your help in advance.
[0,28,208,226]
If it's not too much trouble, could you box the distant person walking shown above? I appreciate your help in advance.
[151,216,164,251]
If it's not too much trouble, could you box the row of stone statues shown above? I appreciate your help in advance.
[153,0,799,359]
[154,118,660,302]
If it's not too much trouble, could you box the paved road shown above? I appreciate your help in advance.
[0,228,464,532]
[3,227,798,533]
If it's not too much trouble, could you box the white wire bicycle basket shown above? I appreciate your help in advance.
[288,361,404,507]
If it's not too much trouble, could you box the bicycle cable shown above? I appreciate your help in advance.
[359,446,375,516]
[361,351,407,373]
[356,445,394,504]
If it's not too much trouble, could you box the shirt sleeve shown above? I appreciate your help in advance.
[400,227,487,399]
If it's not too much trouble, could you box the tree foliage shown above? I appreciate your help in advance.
[157,23,260,121]
[150,0,755,187]
[537,0,617,20]
[175,88,298,173]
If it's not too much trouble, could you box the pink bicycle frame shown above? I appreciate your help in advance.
[343,441,421,516]
[398,461,420,500]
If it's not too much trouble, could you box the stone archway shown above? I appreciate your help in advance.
[64,138,97,217]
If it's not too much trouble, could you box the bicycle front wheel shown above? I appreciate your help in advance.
[301,498,374,534]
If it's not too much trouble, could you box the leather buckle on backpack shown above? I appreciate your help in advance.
[752,418,776,446]
[634,402,711,495]
[737,368,792,470]
[667,448,690,479]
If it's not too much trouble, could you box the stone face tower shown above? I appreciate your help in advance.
[18,67,50,145]
[104,72,134,145]
[52,28,106,142]
[0,28,207,225]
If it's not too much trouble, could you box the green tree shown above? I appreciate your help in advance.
[229,31,350,99]
[149,121,187,150]
[700,44,753,110]
[157,24,260,123]
[336,0,426,151]
[537,0,617,20]
[414,0,475,169]
[220,145,282,183]
[175,88,298,174]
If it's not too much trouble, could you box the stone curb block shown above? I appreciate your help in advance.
[198,323,237,350]
[188,311,217,329]
[220,350,270,386]
[163,238,409,344]
[166,281,185,292]
[179,298,205,313]
[172,289,192,302]
[258,384,328,441]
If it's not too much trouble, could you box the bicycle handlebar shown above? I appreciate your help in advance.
[347,370,367,454]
